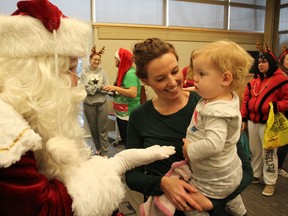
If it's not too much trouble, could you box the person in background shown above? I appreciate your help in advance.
[104,48,141,147]
[241,43,288,196]
[276,45,288,178]
[80,46,109,156]
[125,38,253,216]
[182,40,253,216]
[182,52,195,91]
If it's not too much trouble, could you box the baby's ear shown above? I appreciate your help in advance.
[222,71,233,87]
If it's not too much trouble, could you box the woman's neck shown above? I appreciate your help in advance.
[152,91,189,115]
[90,66,98,71]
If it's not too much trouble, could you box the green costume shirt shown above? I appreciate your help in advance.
[113,67,141,118]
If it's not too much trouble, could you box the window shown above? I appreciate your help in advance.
[230,0,265,6]
[50,0,90,21]
[169,1,224,29]
[229,7,265,31]
[279,7,288,31]
[94,0,266,32]
[95,0,163,25]
[95,0,266,32]
[0,0,19,14]
[0,0,90,21]
[279,0,288,51]
[1,0,267,32]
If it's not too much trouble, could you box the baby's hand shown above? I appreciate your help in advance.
[182,138,190,161]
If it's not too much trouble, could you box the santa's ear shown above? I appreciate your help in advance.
[222,71,233,87]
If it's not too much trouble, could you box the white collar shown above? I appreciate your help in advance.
[0,98,42,168]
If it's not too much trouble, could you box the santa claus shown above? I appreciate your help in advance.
[0,1,175,215]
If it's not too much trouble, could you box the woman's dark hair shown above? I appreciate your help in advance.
[132,38,178,79]
[255,51,278,79]
[278,52,288,75]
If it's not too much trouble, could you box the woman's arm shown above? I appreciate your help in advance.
[125,114,164,195]
[103,85,137,98]
[104,68,140,98]
[240,83,251,122]
[274,80,288,113]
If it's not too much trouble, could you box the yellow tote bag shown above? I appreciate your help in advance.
[263,102,288,149]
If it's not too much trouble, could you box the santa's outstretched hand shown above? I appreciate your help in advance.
[110,144,175,175]
[46,137,175,179]
[45,137,175,216]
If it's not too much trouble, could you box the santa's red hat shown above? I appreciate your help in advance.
[0,0,91,58]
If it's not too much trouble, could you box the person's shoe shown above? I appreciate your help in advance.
[252,177,260,184]
[279,169,288,178]
[262,184,275,196]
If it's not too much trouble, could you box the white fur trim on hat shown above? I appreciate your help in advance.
[115,50,120,61]
[0,15,91,58]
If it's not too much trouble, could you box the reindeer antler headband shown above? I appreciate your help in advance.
[278,45,288,61]
[91,45,105,56]
[256,41,277,61]
[256,41,272,53]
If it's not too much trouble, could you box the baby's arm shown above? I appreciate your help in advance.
[182,139,213,211]
[182,138,190,161]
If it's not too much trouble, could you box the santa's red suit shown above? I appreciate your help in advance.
[0,1,175,216]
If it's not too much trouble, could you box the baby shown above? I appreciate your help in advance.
[183,40,253,216]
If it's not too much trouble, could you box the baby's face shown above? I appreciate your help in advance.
[192,56,227,101]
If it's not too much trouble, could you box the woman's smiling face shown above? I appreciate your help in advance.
[90,54,101,70]
[142,52,183,100]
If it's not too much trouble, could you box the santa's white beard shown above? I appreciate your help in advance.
[34,85,92,179]
[33,85,86,141]
[0,56,92,179]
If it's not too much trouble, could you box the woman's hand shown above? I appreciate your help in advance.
[103,85,137,98]
[241,122,246,132]
[103,85,117,92]
[160,176,202,212]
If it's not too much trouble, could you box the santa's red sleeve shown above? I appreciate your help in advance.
[0,151,73,216]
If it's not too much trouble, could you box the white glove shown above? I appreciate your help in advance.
[110,145,175,175]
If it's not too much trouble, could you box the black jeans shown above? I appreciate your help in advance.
[277,144,288,168]
[116,117,128,147]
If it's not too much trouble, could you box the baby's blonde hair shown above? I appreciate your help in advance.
[192,40,254,90]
